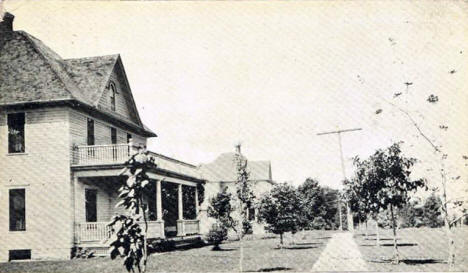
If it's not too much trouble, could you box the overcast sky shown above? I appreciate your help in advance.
[4,1,467,196]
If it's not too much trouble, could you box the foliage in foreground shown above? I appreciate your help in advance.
[346,142,426,264]
[108,149,156,272]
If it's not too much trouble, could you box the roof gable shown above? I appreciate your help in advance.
[199,152,272,182]
[95,57,143,126]
[63,54,119,106]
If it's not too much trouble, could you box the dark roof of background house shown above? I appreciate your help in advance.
[199,152,273,182]
[0,20,155,136]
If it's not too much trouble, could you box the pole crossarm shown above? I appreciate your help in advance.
[316,126,363,232]
[317,128,362,136]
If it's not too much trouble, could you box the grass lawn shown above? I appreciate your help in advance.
[0,230,335,273]
[354,226,468,271]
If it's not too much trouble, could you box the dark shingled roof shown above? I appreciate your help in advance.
[0,26,155,137]
[63,55,119,106]
[199,152,273,182]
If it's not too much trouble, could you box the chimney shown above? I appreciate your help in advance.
[235,143,241,154]
[0,12,14,33]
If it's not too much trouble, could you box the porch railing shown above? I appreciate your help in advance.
[75,222,112,243]
[75,221,165,244]
[72,144,132,166]
[177,219,200,236]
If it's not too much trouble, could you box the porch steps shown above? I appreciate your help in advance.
[77,243,110,257]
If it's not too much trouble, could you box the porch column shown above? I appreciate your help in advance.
[177,184,185,236]
[156,180,163,221]
[178,184,183,220]
[155,179,165,238]
[194,186,199,219]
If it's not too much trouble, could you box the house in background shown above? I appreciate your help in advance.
[0,13,205,262]
[198,146,275,236]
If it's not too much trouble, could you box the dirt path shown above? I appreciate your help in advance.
[311,232,368,271]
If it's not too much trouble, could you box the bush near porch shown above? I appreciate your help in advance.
[0,230,335,273]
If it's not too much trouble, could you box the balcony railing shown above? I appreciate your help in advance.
[72,144,132,166]
[71,144,202,180]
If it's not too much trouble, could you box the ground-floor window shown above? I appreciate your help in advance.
[85,189,97,222]
[9,188,25,231]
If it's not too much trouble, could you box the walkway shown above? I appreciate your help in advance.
[311,232,368,271]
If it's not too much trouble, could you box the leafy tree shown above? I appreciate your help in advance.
[297,178,320,229]
[108,149,156,273]
[398,199,423,228]
[351,143,426,263]
[297,178,342,230]
[258,183,302,246]
[234,145,255,237]
[422,193,444,228]
[208,188,237,234]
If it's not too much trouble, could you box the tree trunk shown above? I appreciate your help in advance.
[280,233,284,246]
[375,219,380,246]
[439,159,455,269]
[141,199,148,273]
[365,218,368,238]
[390,205,400,264]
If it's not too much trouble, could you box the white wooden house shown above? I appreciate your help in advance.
[0,13,204,262]
[198,146,275,237]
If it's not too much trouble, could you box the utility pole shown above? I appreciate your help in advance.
[317,127,362,232]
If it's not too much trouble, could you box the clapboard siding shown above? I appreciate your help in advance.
[74,178,115,223]
[0,107,73,261]
[97,66,140,125]
[69,109,147,149]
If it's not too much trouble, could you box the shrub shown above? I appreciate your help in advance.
[206,226,228,250]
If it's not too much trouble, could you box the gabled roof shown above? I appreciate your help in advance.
[199,152,273,182]
[0,28,155,137]
[63,54,119,106]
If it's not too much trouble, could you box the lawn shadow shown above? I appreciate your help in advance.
[211,248,236,252]
[247,267,292,272]
[380,243,417,247]
[294,242,323,246]
[401,259,446,265]
[314,236,332,240]
[369,258,445,265]
[275,245,318,250]
[364,238,394,241]
[360,243,417,247]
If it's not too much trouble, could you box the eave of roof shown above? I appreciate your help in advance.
[0,99,157,137]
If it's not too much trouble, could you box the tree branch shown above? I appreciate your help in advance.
[379,96,440,153]
[449,213,468,227]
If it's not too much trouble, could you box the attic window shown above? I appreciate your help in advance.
[110,82,116,111]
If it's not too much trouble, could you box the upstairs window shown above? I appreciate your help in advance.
[9,189,26,231]
[111,128,117,144]
[110,82,116,111]
[87,118,95,146]
[8,113,25,153]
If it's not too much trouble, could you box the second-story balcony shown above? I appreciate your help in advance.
[71,143,201,179]
[72,143,132,166]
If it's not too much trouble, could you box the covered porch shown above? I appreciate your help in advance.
[71,147,204,247]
